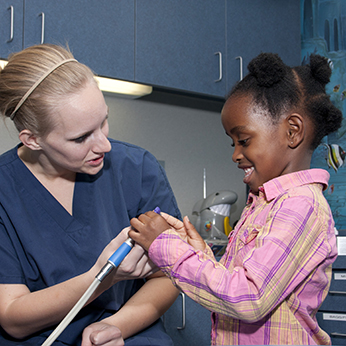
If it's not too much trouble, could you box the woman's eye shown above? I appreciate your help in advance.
[73,135,88,143]
[102,117,109,128]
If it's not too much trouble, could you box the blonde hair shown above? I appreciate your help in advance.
[0,44,96,137]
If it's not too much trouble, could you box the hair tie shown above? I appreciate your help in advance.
[10,58,78,120]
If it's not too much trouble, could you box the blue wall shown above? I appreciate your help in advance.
[301,0,346,229]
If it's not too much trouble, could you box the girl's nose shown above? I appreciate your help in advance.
[232,146,243,163]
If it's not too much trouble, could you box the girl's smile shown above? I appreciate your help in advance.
[243,166,254,184]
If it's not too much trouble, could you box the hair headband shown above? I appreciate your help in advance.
[10,58,78,120]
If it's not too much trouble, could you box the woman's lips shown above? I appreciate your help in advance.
[87,154,104,167]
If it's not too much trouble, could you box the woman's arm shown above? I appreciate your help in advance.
[95,272,180,340]
[0,228,157,339]
[0,273,94,339]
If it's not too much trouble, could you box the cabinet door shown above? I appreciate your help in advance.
[136,0,226,98]
[163,292,211,346]
[226,0,301,91]
[23,0,134,80]
[0,0,23,59]
[316,312,346,345]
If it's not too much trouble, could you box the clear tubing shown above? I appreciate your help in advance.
[41,278,101,346]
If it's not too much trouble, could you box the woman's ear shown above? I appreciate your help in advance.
[19,129,42,150]
[286,113,304,148]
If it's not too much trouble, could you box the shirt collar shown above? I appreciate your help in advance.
[247,169,330,203]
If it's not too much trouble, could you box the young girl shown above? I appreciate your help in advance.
[129,53,342,345]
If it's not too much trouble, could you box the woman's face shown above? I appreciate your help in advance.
[37,81,111,176]
[221,95,293,194]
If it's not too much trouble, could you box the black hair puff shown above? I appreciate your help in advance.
[248,53,287,87]
[309,54,332,86]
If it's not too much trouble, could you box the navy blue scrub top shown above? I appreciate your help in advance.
[0,139,181,345]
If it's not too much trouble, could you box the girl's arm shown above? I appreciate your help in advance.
[131,197,335,323]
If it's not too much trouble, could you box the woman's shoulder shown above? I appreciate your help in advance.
[0,145,21,173]
[106,139,158,166]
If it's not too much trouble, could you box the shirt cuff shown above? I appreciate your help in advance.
[148,229,214,278]
[148,229,191,269]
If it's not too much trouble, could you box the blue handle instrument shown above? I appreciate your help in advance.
[42,207,161,346]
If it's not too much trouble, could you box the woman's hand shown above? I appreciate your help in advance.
[90,227,158,287]
[82,322,124,346]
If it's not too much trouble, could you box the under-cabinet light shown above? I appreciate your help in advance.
[94,76,152,98]
[0,59,152,98]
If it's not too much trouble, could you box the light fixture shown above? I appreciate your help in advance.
[94,76,152,98]
[0,59,152,98]
[0,60,7,69]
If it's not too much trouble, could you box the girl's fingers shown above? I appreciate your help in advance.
[161,212,184,229]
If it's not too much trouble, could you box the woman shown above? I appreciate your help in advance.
[0,44,181,345]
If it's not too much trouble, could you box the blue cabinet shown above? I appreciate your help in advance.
[135,0,227,98]
[317,231,346,345]
[136,0,301,98]
[0,1,23,58]
[163,292,212,346]
[0,1,135,81]
[316,312,346,346]
[226,0,301,90]
[23,0,134,81]
[0,1,302,100]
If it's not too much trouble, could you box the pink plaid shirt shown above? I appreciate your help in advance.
[149,169,337,345]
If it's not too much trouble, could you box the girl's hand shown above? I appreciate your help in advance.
[82,322,124,346]
[129,211,171,251]
[129,212,206,252]
[161,213,206,252]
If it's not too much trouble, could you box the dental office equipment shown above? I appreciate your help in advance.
[41,207,161,346]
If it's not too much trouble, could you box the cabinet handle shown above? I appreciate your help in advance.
[331,332,346,338]
[177,292,186,330]
[329,291,346,295]
[214,52,222,82]
[39,12,45,44]
[7,5,14,42]
[235,56,243,81]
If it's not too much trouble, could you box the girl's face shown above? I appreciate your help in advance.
[37,81,111,176]
[221,95,293,194]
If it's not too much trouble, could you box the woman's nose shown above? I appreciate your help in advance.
[94,130,111,153]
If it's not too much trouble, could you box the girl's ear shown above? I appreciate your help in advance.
[19,129,42,151]
[286,113,304,148]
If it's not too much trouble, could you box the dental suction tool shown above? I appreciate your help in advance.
[42,207,161,346]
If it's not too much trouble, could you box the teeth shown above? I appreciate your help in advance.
[244,167,254,177]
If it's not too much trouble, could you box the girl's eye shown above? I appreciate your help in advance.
[238,139,249,146]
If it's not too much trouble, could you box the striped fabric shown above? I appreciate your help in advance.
[149,169,337,345]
